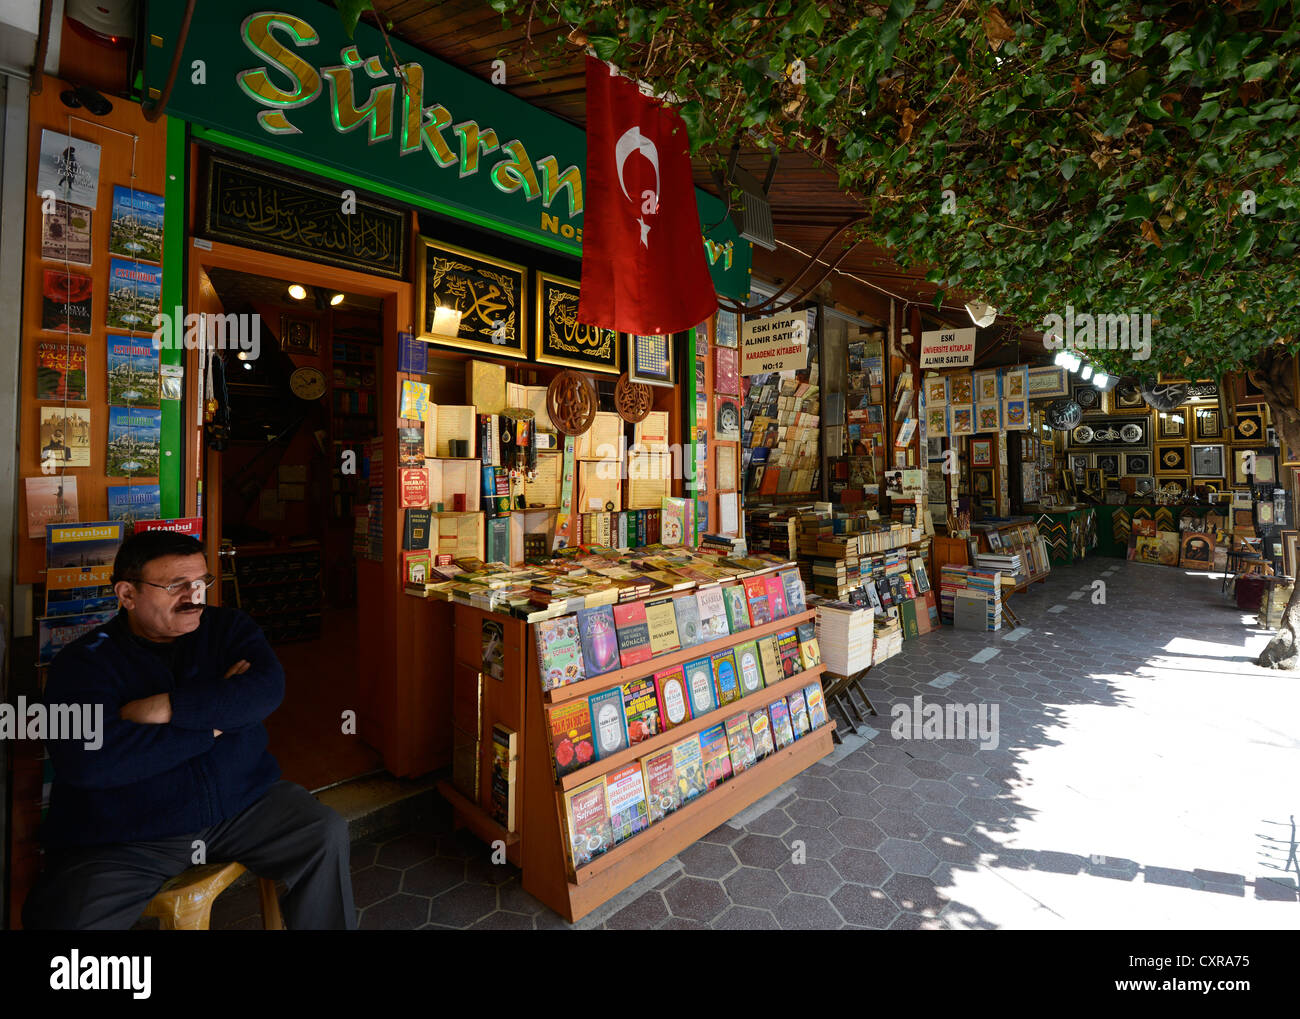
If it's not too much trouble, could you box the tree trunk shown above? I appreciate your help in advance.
[1245,347,1300,669]
[1257,580,1300,669]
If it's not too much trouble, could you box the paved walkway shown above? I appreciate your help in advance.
[212,557,1300,930]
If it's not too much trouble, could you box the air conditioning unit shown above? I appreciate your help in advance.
[715,147,779,251]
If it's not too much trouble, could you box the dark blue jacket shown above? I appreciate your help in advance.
[41,606,283,848]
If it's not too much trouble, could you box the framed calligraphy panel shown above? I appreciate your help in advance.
[417,237,527,359]
[534,272,620,374]
[197,151,406,279]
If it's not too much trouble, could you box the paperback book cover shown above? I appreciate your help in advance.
[401,549,431,585]
[399,468,429,508]
[41,268,93,334]
[40,406,92,469]
[24,476,79,538]
[725,711,758,775]
[683,655,717,717]
[108,186,165,262]
[589,687,629,760]
[612,600,653,668]
[776,628,802,678]
[563,776,612,871]
[490,725,517,832]
[36,340,87,400]
[41,200,92,264]
[534,614,585,691]
[733,640,764,697]
[671,734,707,804]
[643,596,681,656]
[750,707,776,760]
[548,699,594,779]
[714,346,740,396]
[765,574,788,620]
[769,697,796,750]
[642,747,681,823]
[654,665,693,730]
[742,575,771,626]
[106,484,161,524]
[45,522,126,571]
[403,507,432,551]
[757,635,785,688]
[710,649,742,706]
[397,427,425,469]
[673,594,704,648]
[107,337,160,406]
[796,621,822,670]
[698,722,733,790]
[37,610,115,665]
[106,258,162,332]
[106,406,162,476]
[722,584,751,633]
[781,568,807,615]
[576,605,620,677]
[44,564,114,616]
[695,585,731,638]
[788,689,811,739]
[621,675,660,744]
[805,682,830,729]
[605,763,650,845]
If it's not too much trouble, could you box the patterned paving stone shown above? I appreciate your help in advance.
[790,774,840,801]
[785,797,842,828]
[605,890,669,930]
[912,778,964,805]
[778,858,845,896]
[678,840,741,879]
[784,824,840,860]
[830,883,901,929]
[829,847,892,886]
[772,892,844,930]
[923,831,982,867]
[873,806,929,842]
[744,805,796,837]
[831,790,884,820]
[829,816,890,851]
[723,865,790,907]
[734,832,795,869]
[878,838,940,877]
[663,876,730,922]
[376,831,442,870]
[699,823,746,846]
[906,757,954,780]
[464,856,520,886]
[714,905,780,930]
[659,916,711,929]
[430,882,499,926]
[360,892,431,930]
[917,803,973,836]
[468,910,536,930]
[869,763,919,788]
[872,786,924,813]
[883,873,950,917]
[828,768,882,795]
[402,855,466,897]
[351,866,402,909]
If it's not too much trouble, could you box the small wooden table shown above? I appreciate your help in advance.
[821,666,877,741]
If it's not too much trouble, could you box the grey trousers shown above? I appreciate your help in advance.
[22,781,357,931]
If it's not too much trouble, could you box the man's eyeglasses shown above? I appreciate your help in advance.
[127,573,217,597]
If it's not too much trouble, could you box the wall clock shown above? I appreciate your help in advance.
[289,366,326,401]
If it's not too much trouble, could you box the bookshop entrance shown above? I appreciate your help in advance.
[187,244,402,791]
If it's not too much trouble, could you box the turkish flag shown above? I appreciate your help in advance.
[578,56,718,335]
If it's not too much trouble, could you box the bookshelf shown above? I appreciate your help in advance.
[437,574,832,923]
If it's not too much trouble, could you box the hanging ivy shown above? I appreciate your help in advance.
[482,0,1300,382]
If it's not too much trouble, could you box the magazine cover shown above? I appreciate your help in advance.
[106,258,162,332]
[45,521,127,570]
[37,610,115,665]
[45,564,115,616]
[36,340,87,401]
[41,268,93,334]
[106,406,162,476]
[39,407,92,468]
[106,484,162,524]
[24,476,79,537]
[41,201,92,264]
[107,337,161,406]
[108,186,164,262]
[36,129,101,208]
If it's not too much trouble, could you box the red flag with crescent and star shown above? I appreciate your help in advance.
[577,56,718,335]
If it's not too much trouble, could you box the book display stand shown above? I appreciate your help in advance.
[437,574,833,923]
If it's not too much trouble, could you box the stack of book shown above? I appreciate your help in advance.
[974,551,1023,584]
[939,565,1003,630]
[873,610,904,663]
[814,601,875,675]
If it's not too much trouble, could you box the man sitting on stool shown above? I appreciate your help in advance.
[23,530,357,930]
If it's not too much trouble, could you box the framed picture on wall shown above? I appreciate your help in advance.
[1073,384,1104,414]
[1255,451,1278,483]
[1133,476,1155,496]
[1114,381,1145,409]
[973,469,995,498]
[1194,408,1222,440]
[629,333,675,387]
[1191,444,1225,478]
[1156,444,1188,473]
[1162,476,1190,495]
[1085,468,1103,490]
[1069,454,1088,479]
[1096,453,1120,475]
[280,316,318,355]
[1158,413,1187,439]
[1233,407,1266,444]
[1026,366,1069,398]
[534,272,620,373]
[417,237,528,358]
[971,438,993,467]
[1125,453,1151,476]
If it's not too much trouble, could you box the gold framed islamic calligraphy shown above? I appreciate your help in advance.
[534,272,620,374]
[196,152,406,279]
[417,237,527,358]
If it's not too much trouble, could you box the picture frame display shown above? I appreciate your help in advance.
[1232,407,1265,444]
[1073,384,1104,414]
[629,333,675,387]
[1156,444,1188,473]
[971,438,993,467]
[1191,444,1225,478]
[280,316,318,355]
[417,237,527,357]
[534,272,620,374]
[1124,453,1151,476]
[1194,407,1222,441]
[1157,412,1187,439]
[1026,366,1069,399]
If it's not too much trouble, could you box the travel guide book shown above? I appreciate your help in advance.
[106,258,162,332]
[24,476,79,538]
[106,406,162,476]
[107,337,161,407]
[106,484,161,524]
[108,186,164,263]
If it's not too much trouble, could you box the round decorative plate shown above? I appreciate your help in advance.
[289,366,327,400]
[546,370,597,435]
[1141,381,1187,412]
[1045,399,1083,430]
[614,372,653,423]
[1071,424,1095,444]
[1074,387,1100,411]
[1120,423,1144,443]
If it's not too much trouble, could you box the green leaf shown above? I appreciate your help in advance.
[626,7,649,42]
[1243,59,1275,81]
[789,1,827,36]
[589,35,620,60]
[335,0,372,39]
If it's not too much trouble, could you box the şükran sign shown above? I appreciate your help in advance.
[143,1,751,300]
[740,311,807,375]
[920,327,977,368]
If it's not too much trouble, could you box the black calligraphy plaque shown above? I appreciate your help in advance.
[534,272,619,374]
[417,237,527,358]
[198,151,407,279]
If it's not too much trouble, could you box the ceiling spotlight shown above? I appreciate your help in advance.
[1054,350,1069,366]
[242,361,254,370]
[288,284,307,300]
[965,300,998,328]
[1080,364,1093,381]
[330,292,345,306]
[1093,371,1110,388]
